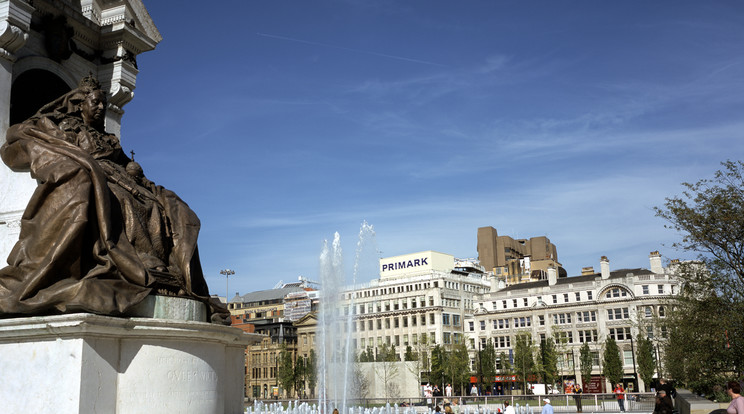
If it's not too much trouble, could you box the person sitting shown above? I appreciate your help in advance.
[0,75,228,322]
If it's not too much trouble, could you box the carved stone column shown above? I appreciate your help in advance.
[0,0,35,262]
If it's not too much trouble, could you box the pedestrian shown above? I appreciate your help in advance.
[425,383,433,408]
[504,401,515,414]
[727,381,743,414]
[573,383,583,412]
[614,383,626,412]
[653,390,674,414]
[471,384,478,397]
[446,383,453,398]
[658,378,676,406]
[542,398,554,414]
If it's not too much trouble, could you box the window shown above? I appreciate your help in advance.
[607,307,630,320]
[385,318,390,329]
[539,315,545,326]
[658,284,664,294]
[442,313,450,325]
[623,350,634,366]
[553,312,572,325]
[646,326,654,339]
[403,317,408,328]
[495,336,511,348]
[658,306,666,317]
[429,313,435,324]
[552,294,557,304]
[502,300,507,309]
[606,287,628,298]
[429,296,434,306]
[575,292,581,301]
[513,317,532,328]
[564,293,569,302]
[443,332,452,344]
[480,320,486,330]
[577,311,597,322]
[644,307,653,318]
[469,321,475,332]
[403,334,409,345]
[609,327,632,341]
[642,285,649,295]
[513,299,518,307]
[453,314,460,326]
[591,351,600,367]
[578,329,598,343]
[587,291,593,300]
[523,298,528,306]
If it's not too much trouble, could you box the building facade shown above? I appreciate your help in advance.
[340,250,491,363]
[466,251,677,393]
[477,226,565,284]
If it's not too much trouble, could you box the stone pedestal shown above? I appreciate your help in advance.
[0,309,261,413]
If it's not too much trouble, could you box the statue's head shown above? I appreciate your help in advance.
[78,75,106,129]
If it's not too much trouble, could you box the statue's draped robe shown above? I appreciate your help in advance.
[0,106,213,316]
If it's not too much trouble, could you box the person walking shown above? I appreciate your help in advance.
[727,381,743,414]
[542,398,554,414]
[653,390,674,414]
[614,383,626,412]
[573,383,583,412]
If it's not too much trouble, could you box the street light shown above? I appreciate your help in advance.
[220,269,235,305]
[629,334,637,391]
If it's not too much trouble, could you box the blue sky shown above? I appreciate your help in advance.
[121,1,744,297]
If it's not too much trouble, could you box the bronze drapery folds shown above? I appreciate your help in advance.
[0,76,228,323]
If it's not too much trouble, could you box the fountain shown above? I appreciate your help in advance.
[317,221,376,414]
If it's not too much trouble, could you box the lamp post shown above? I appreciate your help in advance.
[220,268,235,305]
[629,334,637,391]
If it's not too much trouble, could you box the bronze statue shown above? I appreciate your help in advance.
[0,76,228,323]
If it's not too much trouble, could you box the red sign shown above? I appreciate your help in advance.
[584,376,605,393]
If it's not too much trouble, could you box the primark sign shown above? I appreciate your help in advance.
[379,251,454,278]
[381,257,429,272]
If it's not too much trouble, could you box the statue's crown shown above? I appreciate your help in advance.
[78,74,101,91]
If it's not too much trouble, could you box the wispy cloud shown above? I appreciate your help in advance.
[256,32,447,67]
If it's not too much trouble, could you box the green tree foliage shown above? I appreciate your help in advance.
[499,351,513,376]
[307,349,318,398]
[655,161,744,393]
[430,344,445,387]
[602,338,623,386]
[277,344,296,398]
[294,356,306,397]
[404,345,417,362]
[514,334,535,393]
[448,342,472,395]
[579,342,593,387]
[540,337,559,387]
[635,336,655,392]
[477,339,497,387]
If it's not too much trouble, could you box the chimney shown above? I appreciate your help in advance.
[649,251,663,274]
[548,266,557,286]
[581,267,595,276]
[600,256,610,279]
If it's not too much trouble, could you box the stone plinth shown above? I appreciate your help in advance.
[0,311,261,413]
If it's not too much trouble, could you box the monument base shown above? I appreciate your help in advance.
[0,310,260,413]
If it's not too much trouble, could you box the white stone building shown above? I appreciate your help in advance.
[340,250,491,362]
[465,251,678,393]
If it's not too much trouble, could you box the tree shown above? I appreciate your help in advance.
[579,342,593,388]
[540,337,559,388]
[294,356,307,398]
[375,343,401,401]
[350,354,370,399]
[655,160,744,393]
[477,339,497,390]
[404,345,417,362]
[277,344,296,398]
[307,349,318,398]
[430,344,445,388]
[448,342,472,395]
[602,338,623,387]
[636,336,655,392]
[513,334,535,393]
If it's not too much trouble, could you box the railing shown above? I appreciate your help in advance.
[246,393,657,412]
